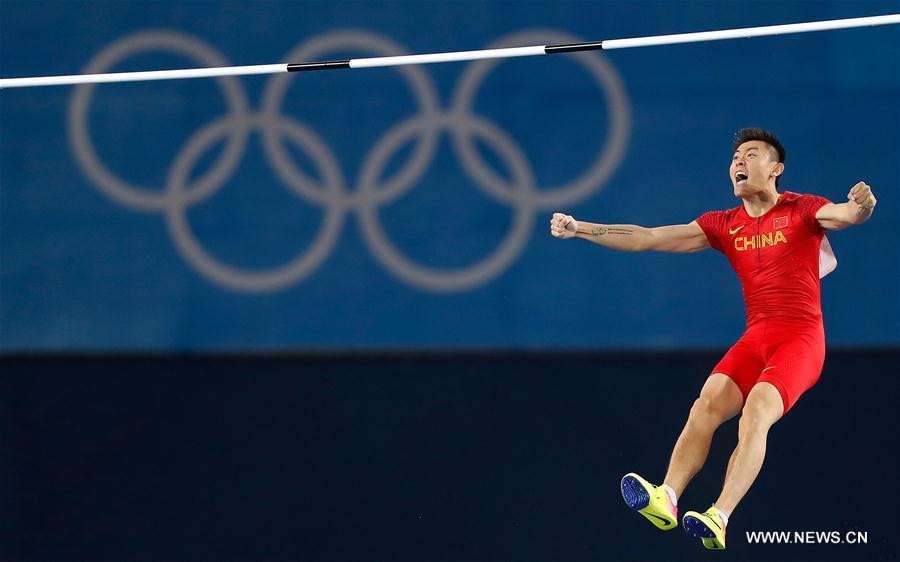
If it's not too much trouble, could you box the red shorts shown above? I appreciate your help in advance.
[711,319,825,414]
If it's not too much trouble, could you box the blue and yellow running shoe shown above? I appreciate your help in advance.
[620,473,678,530]
[683,506,727,549]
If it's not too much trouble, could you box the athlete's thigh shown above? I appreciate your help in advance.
[744,381,785,424]
[710,334,766,408]
[698,372,744,420]
[760,323,825,414]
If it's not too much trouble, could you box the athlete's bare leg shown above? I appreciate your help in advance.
[714,381,783,515]
[663,373,743,497]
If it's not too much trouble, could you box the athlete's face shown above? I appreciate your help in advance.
[730,140,784,196]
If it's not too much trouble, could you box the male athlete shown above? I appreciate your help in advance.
[549,128,876,550]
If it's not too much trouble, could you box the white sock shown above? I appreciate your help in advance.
[715,507,729,527]
[661,484,678,507]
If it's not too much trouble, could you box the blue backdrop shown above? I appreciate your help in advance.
[1,0,898,350]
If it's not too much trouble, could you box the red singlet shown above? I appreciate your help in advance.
[696,191,833,413]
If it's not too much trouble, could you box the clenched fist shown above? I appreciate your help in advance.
[848,181,876,210]
[550,213,578,239]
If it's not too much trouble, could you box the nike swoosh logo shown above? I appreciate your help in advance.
[644,512,672,526]
[729,226,745,235]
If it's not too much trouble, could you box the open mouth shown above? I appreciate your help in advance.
[735,171,749,184]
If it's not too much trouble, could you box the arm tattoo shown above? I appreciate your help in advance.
[592,225,633,236]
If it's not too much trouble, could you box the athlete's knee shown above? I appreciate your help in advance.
[695,373,743,422]
[738,400,779,437]
[689,395,728,426]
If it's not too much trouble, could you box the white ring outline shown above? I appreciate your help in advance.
[164,114,346,292]
[68,31,250,211]
[261,30,441,209]
[357,113,536,292]
[451,29,630,209]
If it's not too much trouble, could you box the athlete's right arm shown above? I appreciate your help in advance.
[549,213,710,253]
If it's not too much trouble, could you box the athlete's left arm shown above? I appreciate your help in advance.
[815,182,877,231]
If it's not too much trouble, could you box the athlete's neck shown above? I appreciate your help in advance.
[741,189,781,218]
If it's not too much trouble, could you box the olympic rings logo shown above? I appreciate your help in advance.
[68,29,630,293]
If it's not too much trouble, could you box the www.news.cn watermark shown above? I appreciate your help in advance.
[746,530,869,545]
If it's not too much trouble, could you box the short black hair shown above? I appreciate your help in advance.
[733,128,786,186]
